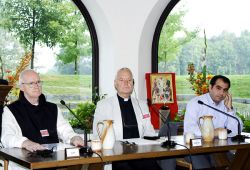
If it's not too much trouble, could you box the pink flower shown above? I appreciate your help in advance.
[5,70,12,73]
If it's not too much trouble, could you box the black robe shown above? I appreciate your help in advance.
[7,91,59,144]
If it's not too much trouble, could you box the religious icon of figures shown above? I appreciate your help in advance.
[150,74,173,104]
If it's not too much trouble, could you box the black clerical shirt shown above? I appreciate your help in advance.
[117,94,139,139]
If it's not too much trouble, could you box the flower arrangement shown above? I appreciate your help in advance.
[4,52,32,100]
[9,52,32,86]
[186,29,214,96]
[187,63,213,96]
[4,70,15,85]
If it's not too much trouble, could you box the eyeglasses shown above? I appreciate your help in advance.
[22,80,43,88]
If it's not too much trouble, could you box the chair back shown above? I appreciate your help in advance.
[158,121,183,137]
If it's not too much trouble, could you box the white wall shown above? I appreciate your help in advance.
[83,0,170,99]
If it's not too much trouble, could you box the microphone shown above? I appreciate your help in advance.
[60,100,93,156]
[147,99,176,148]
[198,100,248,142]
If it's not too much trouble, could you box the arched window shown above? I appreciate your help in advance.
[73,0,99,96]
[0,0,99,105]
[152,0,250,117]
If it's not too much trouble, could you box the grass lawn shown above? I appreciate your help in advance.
[227,75,250,98]
[41,74,92,96]
[40,74,250,99]
[40,74,250,129]
[176,75,250,98]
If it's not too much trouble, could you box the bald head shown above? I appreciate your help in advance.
[19,69,42,104]
[19,69,40,85]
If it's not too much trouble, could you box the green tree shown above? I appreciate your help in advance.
[234,31,250,74]
[207,32,237,74]
[177,38,204,75]
[158,9,198,71]
[0,0,70,69]
[172,30,250,75]
[0,28,24,78]
[57,7,91,75]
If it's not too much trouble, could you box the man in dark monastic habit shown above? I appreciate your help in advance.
[1,69,84,169]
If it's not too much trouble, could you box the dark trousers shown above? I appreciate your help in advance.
[112,158,162,170]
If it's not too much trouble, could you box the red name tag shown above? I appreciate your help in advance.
[40,129,49,137]
[143,114,150,119]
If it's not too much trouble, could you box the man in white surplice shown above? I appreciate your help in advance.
[93,67,176,170]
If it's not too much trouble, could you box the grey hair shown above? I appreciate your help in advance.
[115,67,134,80]
[18,69,38,85]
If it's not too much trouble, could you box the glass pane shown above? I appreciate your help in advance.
[0,0,92,120]
[158,0,250,118]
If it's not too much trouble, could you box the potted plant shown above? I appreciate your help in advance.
[69,101,96,133]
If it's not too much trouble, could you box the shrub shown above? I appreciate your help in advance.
[69,102,96,133]
[236,111,250,132]
[69,89,106,133]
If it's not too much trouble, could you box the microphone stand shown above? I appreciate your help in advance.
[147,99,176,148]
[60,100,83,125]
[160,105,176,148]
[60,100,93,156]
[79,131,93,156]
[198,100,248,142]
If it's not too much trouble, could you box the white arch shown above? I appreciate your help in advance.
[84,0,170,99]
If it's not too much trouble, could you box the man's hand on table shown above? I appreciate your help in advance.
[22,139,46,152]
[70,136,84,147]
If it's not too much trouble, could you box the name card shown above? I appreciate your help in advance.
[191,139,202,147]
[65,148,80,158]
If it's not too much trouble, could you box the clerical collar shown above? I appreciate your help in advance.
[124,98,129,101]
[117,94,130,102]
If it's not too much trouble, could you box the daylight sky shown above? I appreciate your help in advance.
[180,0,250,37]
[36,46,57,73]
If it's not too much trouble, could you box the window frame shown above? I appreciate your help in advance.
[72,0,99,99]
[151,0,179,73]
